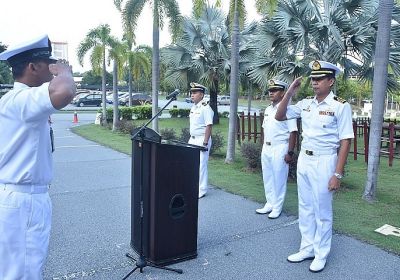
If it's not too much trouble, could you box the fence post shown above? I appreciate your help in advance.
[253,112,257,143]
[241,112,245,142]
[353,120,357,160]
[236,114,241,145]
[363,122,369,163]
[260,112,264,144]
[247,112,251,141]
[389,122,394,167]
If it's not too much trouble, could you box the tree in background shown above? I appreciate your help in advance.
[81,70,112,87]
[225,0,278,163]
[77,24,118,126]
[363,0,394,202]
[115,0,182,131]
[0,43,12,84]
[108,39,126,131]
[162,4,230,124]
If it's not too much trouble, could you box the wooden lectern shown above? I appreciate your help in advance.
[131,128,201,266]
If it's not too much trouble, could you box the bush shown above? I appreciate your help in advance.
[120,107,134,120]
[105,108,121,122]
[288,152,298,180]
[210,131,224,155]
[179,128,191,143]
[132,105,152,119]
[169,108,190,118]
[160,128,177,140]
[218,111,229,118]
[118,120,137,134]
[240,142,262,169]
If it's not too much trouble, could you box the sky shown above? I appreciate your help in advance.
[0,0,261,73]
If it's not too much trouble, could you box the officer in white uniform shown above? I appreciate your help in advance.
[0,35,76,280]
[275,61,354,273]
[188,82,214,198]
[256,79,297,219]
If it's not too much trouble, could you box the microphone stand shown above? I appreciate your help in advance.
[123,93,183,279]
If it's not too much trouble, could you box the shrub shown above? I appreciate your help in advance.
[120,107,134,120]
[132,105,152,119]
[288,152,298,180]
[218,111,229,118]
[160,128,177,140]
[210,131,224,155]
[118,120,137,134]
[179,128,191,143]
[169,108,190,118]
[240,142,262,169]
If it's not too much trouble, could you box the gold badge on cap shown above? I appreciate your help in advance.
[312,61,321,70]
[268,80,275,86]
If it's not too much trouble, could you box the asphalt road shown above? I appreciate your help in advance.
[43,112,400,280]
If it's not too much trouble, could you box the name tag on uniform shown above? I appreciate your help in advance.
[319,110,334,116]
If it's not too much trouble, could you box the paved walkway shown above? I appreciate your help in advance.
[44,113,399,280]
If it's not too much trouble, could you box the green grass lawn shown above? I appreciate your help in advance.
[72,119,400,255]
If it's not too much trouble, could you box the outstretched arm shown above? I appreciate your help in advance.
[275,77,303,121]
[48,60,76,110]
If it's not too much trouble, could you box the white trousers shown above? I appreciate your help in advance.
[0,189,52,280]
[261,143,289,213]
[189,136,212,196]
[296,151,337,261]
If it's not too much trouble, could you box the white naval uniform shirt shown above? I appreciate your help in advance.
[286,92,354,150]
[0,82,57,185]
[189,101,214,137]
[263,102,297,143]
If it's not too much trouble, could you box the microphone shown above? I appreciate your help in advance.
[166,89,180,100]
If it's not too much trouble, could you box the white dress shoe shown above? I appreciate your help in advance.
[198,192,206,198]
[268,210,281,219]
[255,203,272,214]
[287,251,315,263]
[309,258,326,273]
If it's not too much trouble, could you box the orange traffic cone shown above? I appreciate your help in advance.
[72,111,79,123]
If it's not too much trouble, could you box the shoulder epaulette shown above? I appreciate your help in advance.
[334,96,347,103]
[202,101,209,106]
[306,96,314,99]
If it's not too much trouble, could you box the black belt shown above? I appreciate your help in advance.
[305,150,313,156]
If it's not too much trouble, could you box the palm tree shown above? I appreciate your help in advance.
[108,39,125,131]
[363,0,394,202]
[127,45,151,102]
[115,0,182,131]
[162,5,231,124]
[77,24,118,125]
[225,0,278,163]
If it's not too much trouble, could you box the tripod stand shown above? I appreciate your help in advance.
[123,91,183,279]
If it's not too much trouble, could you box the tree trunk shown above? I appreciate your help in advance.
[210,69,220,124]
[363,0,393,202]
[128,67,133,107]
[225,0,240,163]
[101,50,107,126]
[112,62,119,131]
[151,8,160,132]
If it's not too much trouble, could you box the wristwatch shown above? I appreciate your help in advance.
[334,172,343,180]
[288,151,295,156]
[203,142,208,146]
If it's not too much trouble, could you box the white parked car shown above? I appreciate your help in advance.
[217,95,230,105]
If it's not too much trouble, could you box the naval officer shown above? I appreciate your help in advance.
[188,82,214,198]
[256,79,297,219]
[275,60,354,272]
[0,34,76,280]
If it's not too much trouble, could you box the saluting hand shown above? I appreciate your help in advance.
[286,77,303,98]
[49,59,72,76]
